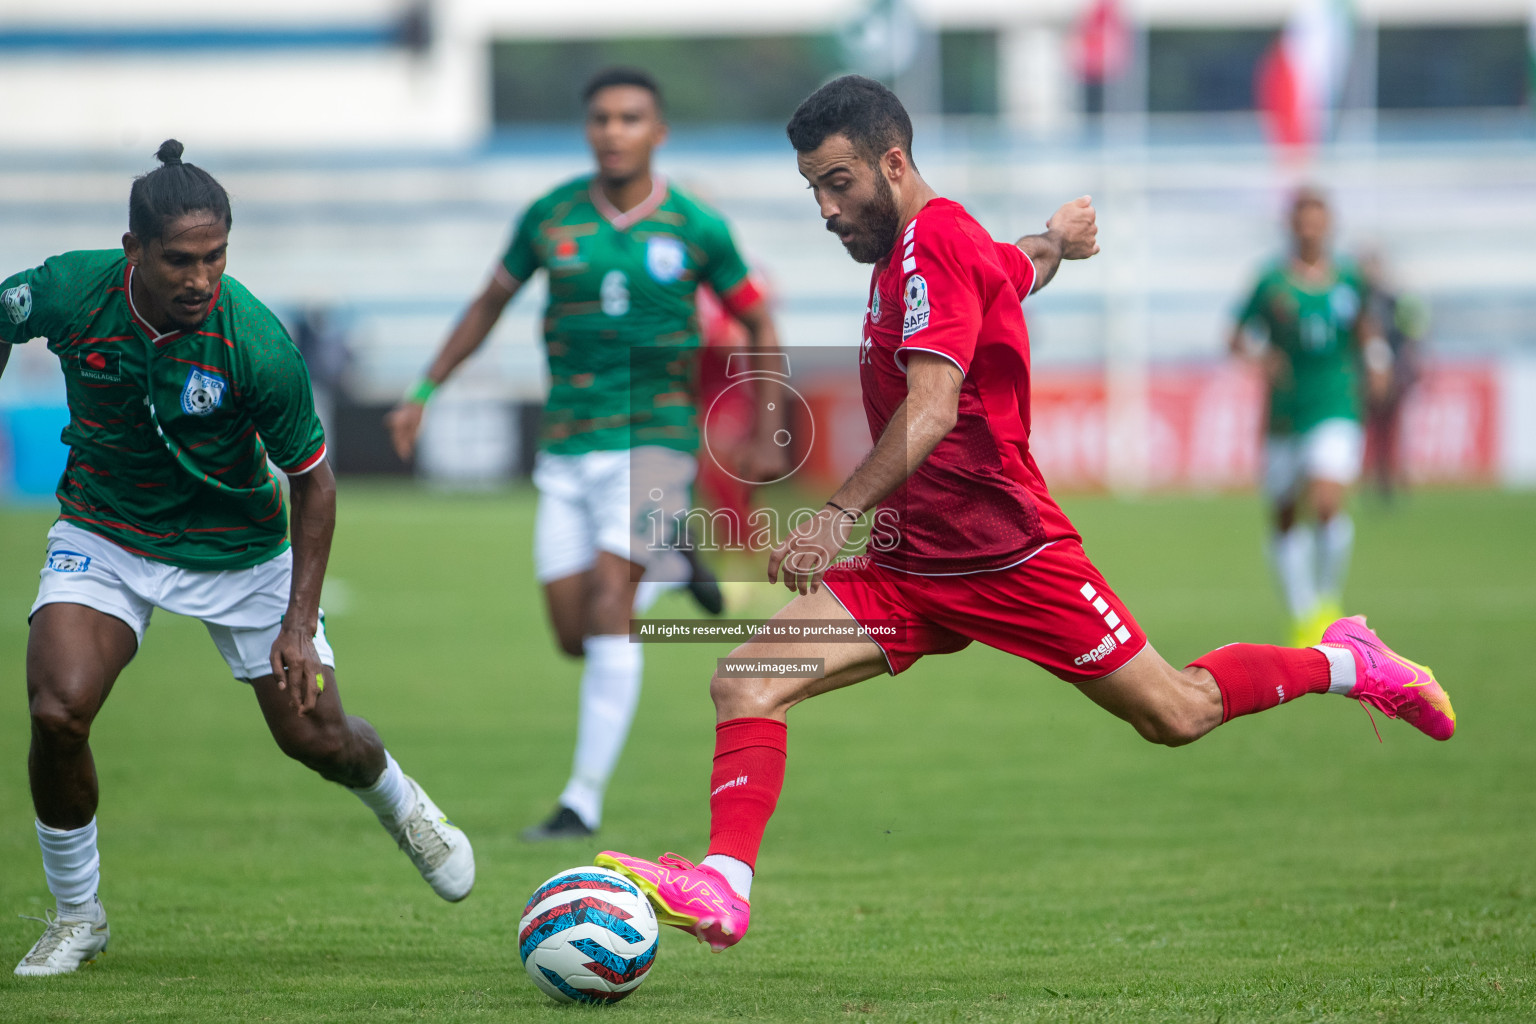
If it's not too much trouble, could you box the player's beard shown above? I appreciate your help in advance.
[831,173,901,265]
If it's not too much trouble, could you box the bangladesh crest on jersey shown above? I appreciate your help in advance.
[181,367,228,416]
[645,236,686,282]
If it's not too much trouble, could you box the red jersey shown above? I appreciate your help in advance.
[859,197,1079,575]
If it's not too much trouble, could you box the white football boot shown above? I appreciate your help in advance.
[15,901,110,976]
[389,776,475,901]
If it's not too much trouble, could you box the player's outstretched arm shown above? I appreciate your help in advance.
[768,352,961,594]
[385,276,519,460]
[271,460,337,714]
[0,342,10,383]
[1016,196,1099,294]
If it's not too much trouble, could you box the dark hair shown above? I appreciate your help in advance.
[1291,185,1329,215]
[582,67,662,109]
[128,139,232,244]
[786,75,914,167]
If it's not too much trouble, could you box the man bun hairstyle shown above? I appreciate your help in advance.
[786,75,914,168]
[128,139,232,244]
[582,66,663,110]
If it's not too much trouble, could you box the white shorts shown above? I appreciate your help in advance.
[31,521,336,681]
[532,447,698,583]
[1263,418,1365,502]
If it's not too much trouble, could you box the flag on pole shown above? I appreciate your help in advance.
[1073,0,1132,83]
[1256,0,1354,151]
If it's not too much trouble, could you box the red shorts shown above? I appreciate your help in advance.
[820,539,1148,683]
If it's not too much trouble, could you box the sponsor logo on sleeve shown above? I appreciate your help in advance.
[78,349,122,382]
[180,367,228,416]
[902,274,930,338]
[46,550,91,573]
[645,236,687,283]
[1074,633,1119,666]
[2,283,32,324]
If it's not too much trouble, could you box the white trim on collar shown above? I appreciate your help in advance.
[589,175,668,231]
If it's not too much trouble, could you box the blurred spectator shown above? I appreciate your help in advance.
[1357,250,1427,501]
[291,305,352,457]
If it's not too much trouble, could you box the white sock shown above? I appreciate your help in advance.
[1269,526,1318,620]
[1315,513,1354,604]
[1314,643,1359,695]
[702,854,754,900]
[558,635,643,830]
[349,751,415,827]
[37,818,101,913]
[633,580,683,615]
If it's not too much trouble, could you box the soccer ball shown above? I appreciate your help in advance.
[518,866,660,1004]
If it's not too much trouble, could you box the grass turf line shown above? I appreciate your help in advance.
[0,484,1531,1022]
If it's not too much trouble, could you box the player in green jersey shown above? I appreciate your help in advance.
[387,68,787,841]
[2,142,474,977]
[1229,188,1388,646]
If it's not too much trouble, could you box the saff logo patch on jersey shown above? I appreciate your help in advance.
[2,283,31,324]
[78,349,122,382]
[902,274,930,338]
[870,285,882,325]
[645,236,687,283]
[47,550,91,573]
[181,367,227,416]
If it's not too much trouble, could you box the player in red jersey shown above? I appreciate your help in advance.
[595,76,1455,952]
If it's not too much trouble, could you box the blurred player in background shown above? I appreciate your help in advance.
[1229,188,1388,645]
[387,68,787,842]
[595,76,1454,954]
[1357,249,1426,501]
[2,142,473,977]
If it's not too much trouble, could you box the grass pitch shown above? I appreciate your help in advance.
[0,484,1532,1022]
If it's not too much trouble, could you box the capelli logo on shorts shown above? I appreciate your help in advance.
[1073,632,1118,666]
[47,550,91,573]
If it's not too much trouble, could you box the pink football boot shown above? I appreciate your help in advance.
[595,851,750,952]
[1321,615,1456,741]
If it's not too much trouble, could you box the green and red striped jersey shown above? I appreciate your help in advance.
[498,175,761,455]
[0,249,325,570]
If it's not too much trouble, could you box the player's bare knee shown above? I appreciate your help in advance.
[28,689,94,749]
[273,719,348,769]
[709,671,785,719]
[586,589,633,638]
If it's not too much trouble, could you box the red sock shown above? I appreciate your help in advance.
[1190,643,1332,723]
[706,717,787,869]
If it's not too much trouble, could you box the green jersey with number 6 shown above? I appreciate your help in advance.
[0,249,326,571]
[498,175,761,455]
[1237,259,1368,435]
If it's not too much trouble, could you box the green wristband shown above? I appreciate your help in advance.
[406,378,438,405]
